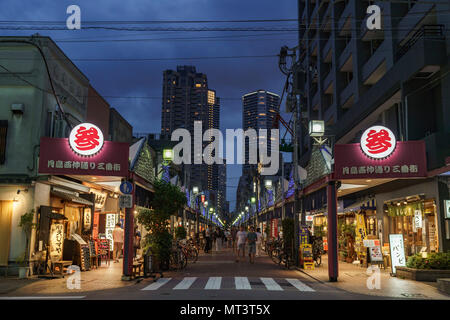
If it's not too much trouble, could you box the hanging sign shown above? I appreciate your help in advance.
[389,234,406,274]
[83,207,92,231]
[334,140,427,180]
[69,123,104,156]
[39,136,128,177]
[414,210,423,229]
[360,126,396,159]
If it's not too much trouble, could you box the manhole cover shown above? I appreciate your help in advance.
[401,293,427,298]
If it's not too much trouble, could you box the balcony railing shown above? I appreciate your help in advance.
[395,25,444,61]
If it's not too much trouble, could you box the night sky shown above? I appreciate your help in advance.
[1,0,298,212]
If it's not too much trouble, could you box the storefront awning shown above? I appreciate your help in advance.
[51,190,94,206]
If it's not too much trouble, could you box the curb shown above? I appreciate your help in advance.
[294,267,326,284]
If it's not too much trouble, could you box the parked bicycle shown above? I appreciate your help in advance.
[270,240,294,269]
[311,236,323,267]
[168,242,188,270]
[180,239,199,263]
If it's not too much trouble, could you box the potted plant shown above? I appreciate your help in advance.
[17,209,36,278]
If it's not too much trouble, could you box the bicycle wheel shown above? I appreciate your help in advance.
[178,250,188,269]
[315,255,322,267]
[190,247,198,263]
[168,252,178,270]
[271,249,281,264]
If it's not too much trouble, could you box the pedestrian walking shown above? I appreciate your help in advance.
[205,226,211,253]
[255,227,262,257]
[224,229,230,248]
[235,225,247,262]
[215,227,222,252]
[231,227,237,253]
[246,226,257,264]
[112,223,124,263]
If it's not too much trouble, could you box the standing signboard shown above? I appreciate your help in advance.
[389,234,406,274]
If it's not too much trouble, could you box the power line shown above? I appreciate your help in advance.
[0,54,278,62]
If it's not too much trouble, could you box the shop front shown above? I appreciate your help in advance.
[36,123,129,276]
[334,125,432,270]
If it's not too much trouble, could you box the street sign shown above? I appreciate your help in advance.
[120,181,133,194]
[119,194,133,208]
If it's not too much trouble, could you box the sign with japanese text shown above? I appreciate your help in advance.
[69,123,104,156]
[83,207,92,231]
[360,126,396,159]
[271,219,278,238]
[39,137,128,177]
[105,213,118,250]
[389,234,406,274]
[90,189,107,209]
[334,141,427,180]
[363,239,380,248]
[50,223,64,261]
[119,194,133,208]
[414,210,423,230]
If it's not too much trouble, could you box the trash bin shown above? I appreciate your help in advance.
[143,248,154,278]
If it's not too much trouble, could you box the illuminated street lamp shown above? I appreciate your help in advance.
[308,120,325,137]
[163,148,174,162]
[245,206,249,211]
[251,197,256,204]
[265,179,272,188]
[193,186,199,194]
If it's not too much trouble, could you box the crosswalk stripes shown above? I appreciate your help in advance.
[141,277,316,292]
[204,277,222,290]
[142,277,172,290]
[286,278,315,292]
[235,277,252,290]
[173,277,197,290]
[260,277,283,291]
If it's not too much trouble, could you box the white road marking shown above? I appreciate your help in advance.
[173,277,197,290]
[260,277,283,291]
[286,278,315,292]
[141,278,172,290]
[205,277,222,290]
[0,296,86,299]
[235,277,251,290]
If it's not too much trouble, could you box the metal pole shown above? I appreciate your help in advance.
[327,180,339,282]
[293,97,300,266]
[122,175,135,280]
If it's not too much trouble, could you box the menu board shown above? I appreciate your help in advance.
[369,246,383,262]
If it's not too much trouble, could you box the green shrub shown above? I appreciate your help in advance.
[406,252,450,270]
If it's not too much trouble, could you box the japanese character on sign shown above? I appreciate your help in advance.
[401,165,409,173]
[48,160,55,168]
[360,126,397,159]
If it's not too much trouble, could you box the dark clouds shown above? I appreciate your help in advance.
[1,0,297,210]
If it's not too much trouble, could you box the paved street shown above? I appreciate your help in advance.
[1,247,447,300]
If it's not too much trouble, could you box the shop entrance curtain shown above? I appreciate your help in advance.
[0,201,13,265]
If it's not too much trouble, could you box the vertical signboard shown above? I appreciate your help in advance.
[50,223,64,261]
[105,213,118,250]
[389,234,406,274]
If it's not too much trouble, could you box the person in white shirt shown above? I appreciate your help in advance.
[112,223,124,262]
[235,225,248,262]
[255,228,263,257]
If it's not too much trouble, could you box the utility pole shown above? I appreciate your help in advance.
[278,45,300,266]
